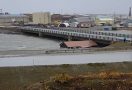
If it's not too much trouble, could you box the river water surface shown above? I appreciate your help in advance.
[0,34,60,50]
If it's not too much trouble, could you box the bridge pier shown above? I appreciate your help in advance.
[68,35,72,41]
[38,32,43,37]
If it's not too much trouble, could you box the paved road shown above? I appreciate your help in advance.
[0,51,131,67]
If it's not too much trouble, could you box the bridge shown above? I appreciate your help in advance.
[19,26,132,44]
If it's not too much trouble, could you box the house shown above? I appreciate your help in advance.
[60,40,97,48]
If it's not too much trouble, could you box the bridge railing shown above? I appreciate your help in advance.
[19,26,132,42]
[59,28,132,38]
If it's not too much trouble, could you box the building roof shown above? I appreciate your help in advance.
[62,40,97,48]
[69,16,94,23]
[96,16,114,21]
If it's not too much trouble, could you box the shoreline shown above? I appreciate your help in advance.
[0,47,132,58]
[0,27,22,34]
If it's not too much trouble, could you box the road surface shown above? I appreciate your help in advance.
[0,51,131,67]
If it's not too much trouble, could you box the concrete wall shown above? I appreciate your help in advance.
[33,12,51,24]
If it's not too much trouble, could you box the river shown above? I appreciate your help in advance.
[0,33,60,50]
[0,33,132,67]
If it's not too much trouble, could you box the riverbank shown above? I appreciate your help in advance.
[0,44,131,58]
[0,27,22,34]
[0,62,131,90]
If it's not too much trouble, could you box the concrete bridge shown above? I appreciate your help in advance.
[19,26,132,44]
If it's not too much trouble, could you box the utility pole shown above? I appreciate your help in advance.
[113,12,116,25]
[0,9,2,14]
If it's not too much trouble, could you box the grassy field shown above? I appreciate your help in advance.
[0,62,132,90]
[109,42,132,47]
[30,71,132,90]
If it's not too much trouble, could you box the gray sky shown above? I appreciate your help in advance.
[0,0,132,14]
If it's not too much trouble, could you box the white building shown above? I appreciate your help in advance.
[58,23,70,27]
[95,16,114,26]
[33,12,51,24]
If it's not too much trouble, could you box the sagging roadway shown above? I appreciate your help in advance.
[19,26,132,45]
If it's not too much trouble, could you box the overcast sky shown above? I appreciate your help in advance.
[0,0,132,14]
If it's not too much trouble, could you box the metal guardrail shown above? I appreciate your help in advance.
[19,27,132,42]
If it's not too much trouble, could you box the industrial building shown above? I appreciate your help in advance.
[51,14,62,26]
[62,15,74,22]
[121,19,132,28]
[51,14,76,27]
[33,12,51,25]
[69,16,95,28]
[0,14,30,26]
[23,14,33,22]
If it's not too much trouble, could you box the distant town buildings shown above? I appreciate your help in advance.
[58,22,70,27]
[24,14,33,22]
[62,15,74,22]
[95,16,114,26]
[0,13,30,26]
[51,14,62,26]
[69,16,95,28]
[0,7,132,29]
[121,19,132,28]
[32,12,51,25]
[51,14,75,27]
[119,7,132,28]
